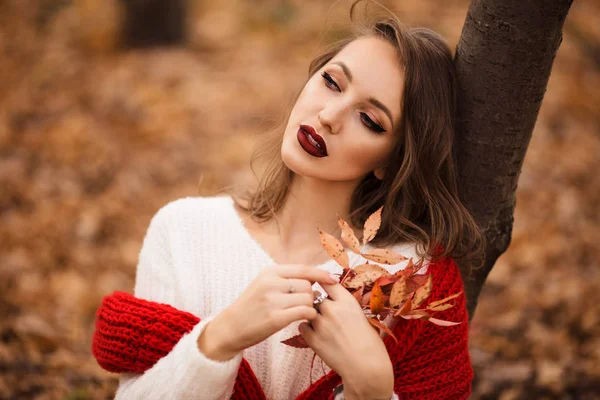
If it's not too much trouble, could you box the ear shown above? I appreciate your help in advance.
[374,167,385,180]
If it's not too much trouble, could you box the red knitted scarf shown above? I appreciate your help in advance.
[92,257,473,399]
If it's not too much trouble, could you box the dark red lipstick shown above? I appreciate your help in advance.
[297,125,328,157]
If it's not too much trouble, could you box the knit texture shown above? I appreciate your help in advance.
[91,196,472,399]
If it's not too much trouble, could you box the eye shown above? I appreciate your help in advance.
[321,72,340,92]
[322,71,385,134]
[361,113,386,133]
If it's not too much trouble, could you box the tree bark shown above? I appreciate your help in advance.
[454,0,574,320]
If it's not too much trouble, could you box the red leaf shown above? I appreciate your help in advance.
[375,274,399,287]
[281,334,309,348]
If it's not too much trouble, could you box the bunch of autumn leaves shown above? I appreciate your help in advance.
[282,206,462,348]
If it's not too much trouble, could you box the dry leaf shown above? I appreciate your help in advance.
[318,228,349,269]
[374,274,399,287]
[343,263,390,289]
[368,317,398,343]
[362,206,383,245]
[406,274,429,293]
[427,291,463,309]
[411,274,433,309]
[370,281,385,314]
[337,216,361,254]
[394,298,413,317]
[389,276,409,307]
[428,318,462,326]
[361,248,407,265]
[401,309,431,320]
[281,334,309,348]
[360,290,372,306]
[352,285,365,303]
[427,303,455,312]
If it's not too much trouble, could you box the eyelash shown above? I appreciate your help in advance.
[321,72,386,134]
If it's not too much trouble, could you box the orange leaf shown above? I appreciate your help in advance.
[394,298,413,316]
[367,317,398,343]
[318,228,349,269]
[362,206,383,245]
[427,291,463,309]
[369,281,385,314]
[337,216,361,254]
[361,248,407,265]
[411,274,432,309]
[343,263,390,289]
[389,276,409,307]
[428,317,462,326]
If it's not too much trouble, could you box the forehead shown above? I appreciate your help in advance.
[329,37,404,122]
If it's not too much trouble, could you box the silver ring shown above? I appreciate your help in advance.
[288,279,295,293]
[313,291,327,311]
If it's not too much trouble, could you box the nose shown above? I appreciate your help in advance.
[318,102,344,135]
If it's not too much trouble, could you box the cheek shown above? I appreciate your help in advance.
[339,137,389,171]
[295,78,325,110]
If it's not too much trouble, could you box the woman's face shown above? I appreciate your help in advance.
[281,36,404,183]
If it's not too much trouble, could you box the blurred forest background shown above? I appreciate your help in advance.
[0,0,599,398]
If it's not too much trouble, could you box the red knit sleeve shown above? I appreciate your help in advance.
[91,291,200,373]
[388,257,473,399]
[92,291,269,399]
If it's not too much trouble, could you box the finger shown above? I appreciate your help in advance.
[272,306,318,328]
[318,282,348,301]
[298,321,315,346]
[314,297,332,317]
[281,278,313,294]
[272,292,314,309]
[278,265,338,285]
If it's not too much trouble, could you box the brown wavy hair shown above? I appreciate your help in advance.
[217,0,484,274]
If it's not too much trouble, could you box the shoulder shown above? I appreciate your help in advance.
[421,256,469,324]
[150,195,233,227]
[426,256,465,294]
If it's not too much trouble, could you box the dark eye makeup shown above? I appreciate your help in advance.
[321,71,386,134]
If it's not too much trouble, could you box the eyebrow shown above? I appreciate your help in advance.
[331,61,395,129]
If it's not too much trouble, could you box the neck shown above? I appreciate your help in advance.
[274,174,362,255]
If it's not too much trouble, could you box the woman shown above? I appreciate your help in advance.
[92,2,483,399]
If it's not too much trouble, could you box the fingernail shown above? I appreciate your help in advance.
[329,273,339,283]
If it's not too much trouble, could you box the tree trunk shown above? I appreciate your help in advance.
[454,0,574,320]
[120,0,187,48]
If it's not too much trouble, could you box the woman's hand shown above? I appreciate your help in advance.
[298,283,394,398]
[199,264,339,359]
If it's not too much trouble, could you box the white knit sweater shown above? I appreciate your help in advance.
[115,196,426,400]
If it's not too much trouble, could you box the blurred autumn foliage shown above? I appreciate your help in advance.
[0,0,599,398]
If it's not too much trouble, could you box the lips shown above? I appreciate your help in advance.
[298,125,328,157]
